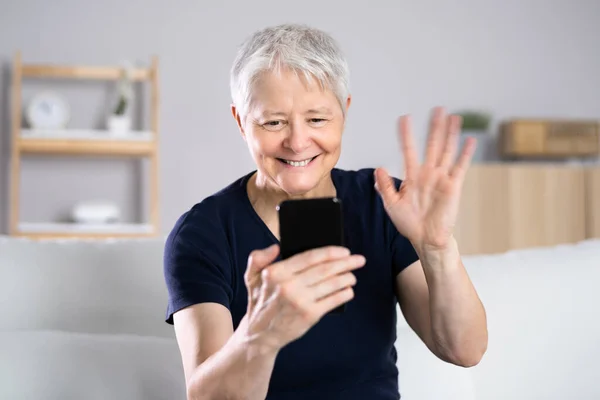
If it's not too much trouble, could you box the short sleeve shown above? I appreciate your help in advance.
[163,209,234,325]
[388,177,419,276]
[391,230,419,276]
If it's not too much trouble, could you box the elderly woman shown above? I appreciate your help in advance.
[164,23,487,400]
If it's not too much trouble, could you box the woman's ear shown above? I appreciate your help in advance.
[342,95,352,128]
[230,104,246,138]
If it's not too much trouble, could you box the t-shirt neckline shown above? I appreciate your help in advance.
[238,169,342,247]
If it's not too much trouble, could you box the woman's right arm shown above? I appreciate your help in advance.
[174,304,278,400]
[173,244,366,400]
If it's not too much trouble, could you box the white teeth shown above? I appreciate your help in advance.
[284,158,312,167]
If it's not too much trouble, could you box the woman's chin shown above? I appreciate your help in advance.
[279,181,318,197]
[273,172,323,196]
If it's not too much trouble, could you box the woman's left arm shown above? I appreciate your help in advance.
[395,239,488,367]
[374,106,488,367]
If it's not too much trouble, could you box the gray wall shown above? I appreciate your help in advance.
[1,0,599,235]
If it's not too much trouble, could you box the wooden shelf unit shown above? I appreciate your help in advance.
[8,51,161,239]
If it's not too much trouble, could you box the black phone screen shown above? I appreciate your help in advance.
[277,197,344,260]
[277,197,346,314]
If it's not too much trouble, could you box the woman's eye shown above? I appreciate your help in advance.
[262,120,285,130]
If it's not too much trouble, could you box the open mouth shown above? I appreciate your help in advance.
[277,155,319,167]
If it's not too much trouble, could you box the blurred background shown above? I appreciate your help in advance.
[1,0,599,251]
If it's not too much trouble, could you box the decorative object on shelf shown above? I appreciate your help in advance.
[26,91,70,129]
[455,109,496,162]
[71,201,121,225]
[107,61,134,135]
[458,110,492,132]
[499,119,600,160]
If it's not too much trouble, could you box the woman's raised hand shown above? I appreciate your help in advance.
[374,107,476,251]
[242,244,365,351]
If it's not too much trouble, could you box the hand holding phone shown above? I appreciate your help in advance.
[243,243,364,352]
[277,197,352,314]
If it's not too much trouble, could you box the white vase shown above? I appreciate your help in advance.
[107,115,131,135]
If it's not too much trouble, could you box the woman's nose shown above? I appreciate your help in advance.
[283,124,311,154]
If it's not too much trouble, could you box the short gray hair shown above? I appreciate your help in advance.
[230,23,350,120]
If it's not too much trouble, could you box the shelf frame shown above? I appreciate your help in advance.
[8,51,161,239]
[18,138,157,156]
[11,232,158,240]
[14,222,156,240]
[21,64,151,81]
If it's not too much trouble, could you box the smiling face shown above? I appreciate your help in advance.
[232,68,350,198]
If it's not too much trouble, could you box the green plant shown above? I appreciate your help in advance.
[113,94,127,116]
[457,110,492,132]
[112,63,133,116]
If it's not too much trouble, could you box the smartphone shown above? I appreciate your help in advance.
[276,197,347,314]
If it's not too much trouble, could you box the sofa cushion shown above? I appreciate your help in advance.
[0,236,173,338]
[395,312,477,400]
[0,330,186,400]
[463,239,600,400]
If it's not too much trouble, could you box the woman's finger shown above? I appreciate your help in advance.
[299,254,366,287]
[424,107,447,168]
[273,246,351,278]
[450,135,476,182]
[310,272,358,302]
[398,115,419,180]
[439,114,461,170]
[245,244,280,286]
[314,286,355,316]
[374,167,399,207]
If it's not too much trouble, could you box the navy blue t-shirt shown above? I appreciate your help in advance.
[163,167,419,399]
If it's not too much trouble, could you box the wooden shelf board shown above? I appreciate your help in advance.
[15,222,155,239]
[21,129,154,141]
[18,129,156,156]
[18,140,156,156]
[21,64,151,81]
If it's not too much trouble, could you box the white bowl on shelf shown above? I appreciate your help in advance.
[71,201,121,225]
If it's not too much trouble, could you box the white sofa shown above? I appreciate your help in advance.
[397,238,600,400]
[1,235,599,399]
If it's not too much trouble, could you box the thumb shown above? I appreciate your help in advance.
[245,244,280,283]
[374,168,399,206]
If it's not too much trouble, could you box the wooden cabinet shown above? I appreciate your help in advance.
[454,163,598,255]
[586,167,600,238]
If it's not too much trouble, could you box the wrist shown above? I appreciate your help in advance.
[413,235,460,270]
[234,318,281,360]
[243,337,280,364]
